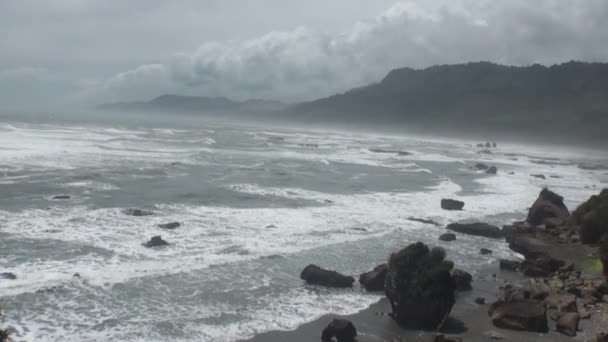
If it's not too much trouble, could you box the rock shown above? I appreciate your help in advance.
[476,143,485,148]
[300,265,354,288]
[484,330,504,340]
[543,217,563,230]
[601,239,608,276]
[453,269,473,291]
[493,142,497,148]
[596,332,608,342]
[479,149,493,154]
[486,166,498,174]
[439,233,457,242]
[433,334,462,342]
[480,248,492,255]
[474,163,489,170]
[520,256,564,277]
[408,217,441,226]
[144,236,169,248]
[578,307,591,319]
[321,319,357,342]
[0,273,16,280]
[441,199,465,211]
[385,243,455,330]
[475,297,486,305]
[488,300,548,332]
[158,222,180,229]
[526,188,570,226]
[499,259,521,272]
[544,293,577,313]
[359,264,388,292]
[572,189,608,244]
[0,328,8,342]
[123,209,154,216]
[556,312,579,336]
[485,142,492,148]
[52,195,70,200]
[531,174,546,179]
[446,223,503,238]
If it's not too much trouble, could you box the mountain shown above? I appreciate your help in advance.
[289,61,608,144]
[97,94,286,114]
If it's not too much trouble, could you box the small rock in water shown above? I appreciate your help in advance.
[531,174,546,179]
[123,208,154,216]
[474,163,489,170]
[480,248,493,255]
[52,195,71,200]
[265,225,277,229]
[475,297,486,305]
[408,217,440,226]
[359,264,388,292]
[441,199,465,211]
[321,319,357,342]
[0,272,17,280]
[300,265,354,288]
[158,222,180,229]
[446,222,503,238]
[439,233,457,242]
[144,236,169,248]
[486,166,498,174]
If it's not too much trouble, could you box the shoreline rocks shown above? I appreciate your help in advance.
[439,233,457,242]
[123,209,154,216]
[144,236,169,248]
[359,264,388,292]
[0,273,16,280]
[300,265,354,288]
[441,199,465,211]
[446,223,503,238]
[488,300,548,332]
[526,188,570,227]
[453,269,473,291]
[321,319,357,342]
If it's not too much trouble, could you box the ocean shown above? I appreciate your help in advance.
[0,114,606,341]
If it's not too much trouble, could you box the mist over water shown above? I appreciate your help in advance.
[1,112,607,341]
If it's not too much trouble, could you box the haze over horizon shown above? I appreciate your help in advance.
[1,0,608,111]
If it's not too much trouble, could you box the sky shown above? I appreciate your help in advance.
[1,0,608,110]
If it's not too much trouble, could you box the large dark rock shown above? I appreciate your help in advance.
[499,259,521,272]
[439,233,456,242]
[453,269,472,291]
[556,312,579,336]
[520,256,564,277]
[321,319,357,342]
[123,208,154,216]
[385,242,455,330]
[446,223,503,238]
[486,166,498,175]
[158,222,180,229]
[359,264,388,292]
[441,199,465,211]
[144,236,169,248]
[526,188,570,226]
[488,300,548,332]
[0,273,17,280]
[300,265,354,288]
[571,189,608,244]
[474,163,489,170]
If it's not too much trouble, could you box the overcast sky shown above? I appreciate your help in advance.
[1,0,607,110]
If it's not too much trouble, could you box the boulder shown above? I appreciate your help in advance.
[359,264,388,292]
[486,166,498,175]
[474,163,489,170]
[385,243,455,330]
[556,312,579,336]
[158,222,180,229]
[144,236,169,248]
[52,195,70,200]
[0,273,16,280]
[408,217,441,226]
[441,199,465,211]
[531,174,546,179]
[526,188,570,226]
[499,259,521,272]
[544,293,577,313]
[439,233,457,242]
[520,256,564,277]
[321,319,357,342]
[453,269,473,291]
[572,189,608,244]
[123,209,154,216]
[480,248,493,255]
[446,223,503,238]
[488,300,548,332]
[475,297,486,305]
[300,265,354,288]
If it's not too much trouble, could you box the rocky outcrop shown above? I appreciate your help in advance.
[300,265,354,288]
[571,189,608,244]
[385,242,455,330]
[526,188,570,226]
[556,312,579,336]
[452,269,472,291]
[144,236,169,248]
[488,300,548,332]
[441,199,465,211]
[158,222,180,229]
[359,264,388,292]
[439,233,456,242]
[123,209,154,216]
[446,223,503,238]
[321,319,357,342]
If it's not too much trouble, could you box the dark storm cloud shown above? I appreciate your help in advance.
[1,0,607,109]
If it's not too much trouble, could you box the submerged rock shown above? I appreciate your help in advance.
[300,265,354,288]
[158,222,180,229]
[526,188,570,226]
[408,217,441,226]
[385,242,455,330]
[486,166,498,175]
[321,319,357,342]
[474,163,489,170]
[441,199,465,211]
[0,273,16,280]
[52,195,70,200]
[531,174,546,179]
[359,264,388,292]
[439,233,457,242]
[480,248,493,255]
[144,236,169,248]
[488,300,548,332]
[446,223,503,238]
[123,209,154,216]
